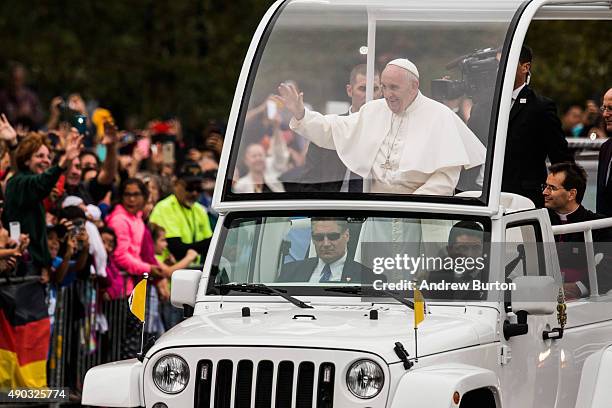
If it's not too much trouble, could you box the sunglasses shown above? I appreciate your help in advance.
[186,184,203,193]
[312,232,342,242]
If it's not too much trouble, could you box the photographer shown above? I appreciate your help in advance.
[47,220,90,285]
[52,207,92,283]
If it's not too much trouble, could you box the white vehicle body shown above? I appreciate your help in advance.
[83,1,612,407]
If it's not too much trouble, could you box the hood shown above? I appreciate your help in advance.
[148,304,498,363]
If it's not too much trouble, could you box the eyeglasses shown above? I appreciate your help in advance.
[312,232,342,242]
[123,191,143,198]
[600,105,612,113]
[541,183,565,192]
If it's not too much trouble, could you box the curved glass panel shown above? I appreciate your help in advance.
[208,213,494,302]
[226,0,517,202]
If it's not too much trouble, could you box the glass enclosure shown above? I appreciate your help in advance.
[208,213,493,301]
[225,0,518,203]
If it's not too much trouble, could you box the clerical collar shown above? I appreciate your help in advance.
[555,205,580,221]
[512,83,526,100]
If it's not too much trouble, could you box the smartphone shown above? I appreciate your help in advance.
[72,219,85,251]
[121,132,136,145]
[266,100,277,120]
[162,143,175,164]
[71,114,88,135]
[72,219,84,236]
[136,138,151,159]
[9,221,20,243]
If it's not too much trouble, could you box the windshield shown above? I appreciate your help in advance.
[225,0,517,203]
[207,213,493,301]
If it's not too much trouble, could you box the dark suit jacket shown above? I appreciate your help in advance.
[503,86,571,207]
[597,137,612,216]
[548,206,612,294]
[277,257,375,283]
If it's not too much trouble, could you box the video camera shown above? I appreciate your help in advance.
[431,47,499,102]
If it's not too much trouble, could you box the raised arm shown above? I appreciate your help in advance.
[97,121,119,185]
[275,82,305,120]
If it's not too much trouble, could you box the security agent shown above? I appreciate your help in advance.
[277,217,372,283]
[502,45,572,207]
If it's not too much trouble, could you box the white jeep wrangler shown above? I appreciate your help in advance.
[82,1,612,407]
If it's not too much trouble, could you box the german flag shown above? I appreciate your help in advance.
[0,280,50,389]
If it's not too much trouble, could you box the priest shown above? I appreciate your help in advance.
[276,59,486,195]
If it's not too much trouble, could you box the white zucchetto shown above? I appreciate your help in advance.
[387,58,420,79]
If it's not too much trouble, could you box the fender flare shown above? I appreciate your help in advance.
[575,344,612,408]
[389,363,501,408]
[82,359,144,407]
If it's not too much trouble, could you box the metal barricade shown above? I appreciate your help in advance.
[47,271,132,393]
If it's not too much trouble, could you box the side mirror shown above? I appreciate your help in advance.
[511,275,558,315]
[171,269,204,309]
[504,276,558,340]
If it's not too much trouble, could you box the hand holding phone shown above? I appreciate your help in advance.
[9,222,20,244]
[266,100,278,120]
[162,143,175,165]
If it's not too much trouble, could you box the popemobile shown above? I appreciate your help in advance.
[83,1,612,407]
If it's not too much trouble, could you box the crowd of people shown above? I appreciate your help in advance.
[0,63,222,391]
[562,97,610,139]
[0,47,609,393]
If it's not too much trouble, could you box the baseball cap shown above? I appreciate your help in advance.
[178,161,205,184]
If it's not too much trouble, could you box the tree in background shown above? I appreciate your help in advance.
[0,3,608,140]
[0,1,272,138]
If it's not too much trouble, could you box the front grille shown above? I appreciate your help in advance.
[194,359,335,408]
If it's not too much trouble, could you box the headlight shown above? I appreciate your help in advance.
[153,355,190,394]
[346,359,384,399]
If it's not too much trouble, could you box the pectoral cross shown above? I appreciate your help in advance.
[380,160,393,170]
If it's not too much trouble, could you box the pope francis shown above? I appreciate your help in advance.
[276,59,486,195]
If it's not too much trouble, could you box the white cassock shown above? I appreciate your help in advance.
[289,91,485,195]
[290,91,486,266]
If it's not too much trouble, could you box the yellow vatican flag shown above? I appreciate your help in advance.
[129,277,147,323]
[414,288,426,328]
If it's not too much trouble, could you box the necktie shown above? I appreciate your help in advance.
[319,263,332,282]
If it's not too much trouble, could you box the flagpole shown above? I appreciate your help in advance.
[139,273,149,357]
[414,327,418,362]
[413,288,424,364]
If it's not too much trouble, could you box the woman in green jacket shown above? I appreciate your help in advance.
[0,130,81,388]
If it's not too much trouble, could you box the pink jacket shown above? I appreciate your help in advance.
[105,256,133,299]
[106,204,151,276]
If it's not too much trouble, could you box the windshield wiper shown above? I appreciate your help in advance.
[216,283,313,309]
[324,286,414,310]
